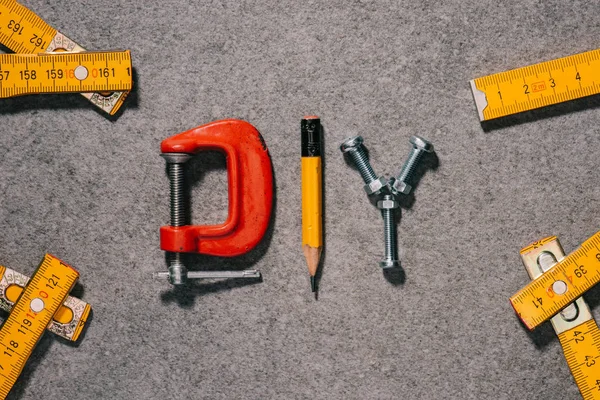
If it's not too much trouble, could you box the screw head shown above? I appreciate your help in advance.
[380,260,400,269]
[410,136,434,153]
[340,136,364,153]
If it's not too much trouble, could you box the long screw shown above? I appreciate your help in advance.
[161,153,192,285]
[377,195,400,269]
[390,136,433,195]
[340,136,386,195]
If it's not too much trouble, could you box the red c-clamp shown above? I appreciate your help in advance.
[153,119,274,285]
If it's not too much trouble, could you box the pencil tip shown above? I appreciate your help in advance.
[311,276,316,293]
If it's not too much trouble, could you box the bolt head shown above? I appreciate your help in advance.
[377,197,399,209]
[380,260,401,269]
[389,177,412,195]
[410,136,434,153]
[364,176,387,195]
[340,136,364,153]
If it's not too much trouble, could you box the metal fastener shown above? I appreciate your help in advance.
[161,153,192,285]
[377,194,400,269]
[340,136,387,195]
[390,136,433,195]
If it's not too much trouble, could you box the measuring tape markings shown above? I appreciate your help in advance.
[0,0,56,54]
[0,51,132,98]
[470,48,600,121]
[0,0,130,115]
[519,236,600,399]
[510,231,600,330]
[558,320,600,400]
[0,254,79,398]
[0,265,90,342]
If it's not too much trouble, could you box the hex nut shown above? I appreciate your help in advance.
[364,176,387,195]
[410,136,434,153]
[380,260,400,269]
[377,197,399,210]
[340,136,364,153]
[391,178,412,195]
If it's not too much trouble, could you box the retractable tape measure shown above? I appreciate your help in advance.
[0,0,132,115]
[0,254,80,398]
[510,231,600,331]
[0,51,132,98]
[520,236,600,400]
[470,48,600,121]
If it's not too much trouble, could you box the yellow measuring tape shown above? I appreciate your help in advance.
[520,236,600,399]
[0,0,131,114]
[470,48,600,121]
[0,254,80,398]
[510,231,600,330]
[0,51,132,98]
[0,264,90,342]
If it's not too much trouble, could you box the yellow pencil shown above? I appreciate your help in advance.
[301,116,323,293]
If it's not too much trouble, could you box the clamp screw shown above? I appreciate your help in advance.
[390,136,433,195]
[161,153,192,285]
[340,136,387,195]
[377,194,400,269]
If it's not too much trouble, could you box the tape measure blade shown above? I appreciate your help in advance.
[511,231,600,330]
[0,254,78,397]
[0,1,131,115]
[0,264,91,342]
[558,320,600,400]
[471,48,600,121]
[0,0,57,54]
[0,51,133,99]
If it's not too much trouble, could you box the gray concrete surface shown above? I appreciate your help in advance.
[1,0,600,398]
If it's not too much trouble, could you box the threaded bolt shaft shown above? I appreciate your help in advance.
[340,136,387,195]
[379,194,400,269]
[347,147,378,184]
[397,149,424,183]
[392,136,433,195]
[161,153,192,285]
[167,163,187,227]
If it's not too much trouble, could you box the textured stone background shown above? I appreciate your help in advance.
[1,0,600,399]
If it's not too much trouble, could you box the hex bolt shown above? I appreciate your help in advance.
[340,136,387,195]
[161,153,192,285]
[390,136,433,195]
[377,194,400,269]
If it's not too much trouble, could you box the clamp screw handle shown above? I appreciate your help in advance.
[340,136,387,195]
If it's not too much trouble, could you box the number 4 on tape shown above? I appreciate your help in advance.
[0,254,87,398]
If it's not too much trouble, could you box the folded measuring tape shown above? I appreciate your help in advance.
[0,254,85,398]
[0,0,132,114]
[0,264,90,342]
[510,231,600,330]
[470,48,600,121]
[519,237,600,400]
[0,51,132,98]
